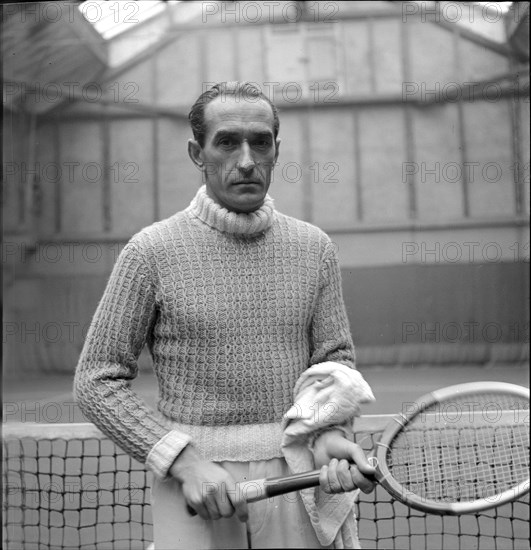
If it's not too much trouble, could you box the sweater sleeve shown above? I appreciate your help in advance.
[309,238,356,370]
[73,239,191,479]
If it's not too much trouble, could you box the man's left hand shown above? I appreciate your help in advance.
[312,429,376,494]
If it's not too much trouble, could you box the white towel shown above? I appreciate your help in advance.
[281,362,375,548]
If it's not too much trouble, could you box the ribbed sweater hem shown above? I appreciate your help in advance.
[167,421,284,462]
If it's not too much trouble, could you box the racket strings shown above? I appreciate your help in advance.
[386,392,529,503]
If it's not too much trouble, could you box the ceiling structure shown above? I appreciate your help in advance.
[2,1,528,115]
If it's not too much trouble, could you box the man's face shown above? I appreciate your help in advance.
[188,95,280,213]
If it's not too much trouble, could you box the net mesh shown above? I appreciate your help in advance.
[355,419,529,550]
[3,417,529,550]
[386,392,530,503]
[3,427,152,550]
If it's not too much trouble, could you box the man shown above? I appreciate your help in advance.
[74,81,375,549]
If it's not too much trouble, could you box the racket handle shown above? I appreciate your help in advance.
[246,470,321,501]
[185,470,322,516]
[249,460,380,501]
[237,470,322,502]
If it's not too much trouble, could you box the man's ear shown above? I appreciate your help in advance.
[188,139,204,169]
[274,139,281,164]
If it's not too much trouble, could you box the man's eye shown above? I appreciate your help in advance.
[218,138,235,147]
[255,140,271,148]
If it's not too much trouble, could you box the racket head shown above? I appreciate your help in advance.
[372,381,530,515]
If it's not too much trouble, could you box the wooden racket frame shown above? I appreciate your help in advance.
[371,381,530,514]
[238,382,530,515]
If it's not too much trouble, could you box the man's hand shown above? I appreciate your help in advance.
[312,429,376,494]
[169,445,249,522]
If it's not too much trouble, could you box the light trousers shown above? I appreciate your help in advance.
[151,457,335,549]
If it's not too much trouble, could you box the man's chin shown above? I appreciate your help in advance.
[226,186,267,213]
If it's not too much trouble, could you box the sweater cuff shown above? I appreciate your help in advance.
[146,429,193,479]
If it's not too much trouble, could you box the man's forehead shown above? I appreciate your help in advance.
[204,96,275,129]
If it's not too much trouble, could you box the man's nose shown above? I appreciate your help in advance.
[236,142,256,172]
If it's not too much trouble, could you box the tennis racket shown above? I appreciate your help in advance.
[235,381,530,515]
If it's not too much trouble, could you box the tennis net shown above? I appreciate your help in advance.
[3,417,529,550]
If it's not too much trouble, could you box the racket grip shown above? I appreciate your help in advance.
[241,470,321,502]
[185,470,321,516]
[186,461,375,515]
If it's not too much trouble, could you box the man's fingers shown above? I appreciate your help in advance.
[319,464,333,493]
[216,496,235,519]
[336,459,356,491]
[323,459,344,493]
[184,483,221,521]
[347,444,377,494]
[187,499,210,520]
[350,466,377,494]
[226,484,249,522]
[231,497,249,523]
[204,493,222,520]
[350,445,377,477]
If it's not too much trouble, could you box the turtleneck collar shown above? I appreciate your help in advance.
[187,185,275,236]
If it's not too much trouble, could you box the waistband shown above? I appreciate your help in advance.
[166,420,284,462]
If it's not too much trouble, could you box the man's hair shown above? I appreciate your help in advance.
[188,81,279,147]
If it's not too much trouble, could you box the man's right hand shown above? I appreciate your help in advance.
[169,445,249,522]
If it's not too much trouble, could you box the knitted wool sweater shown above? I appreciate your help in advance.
[74,186,356,478]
